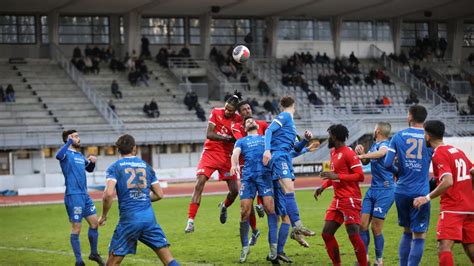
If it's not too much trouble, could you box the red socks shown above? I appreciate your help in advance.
[224,197,235,208]
[439,251,454,266]
[322,233,341,266]
[349,233,368,266]
[257,196,263,205]
[249,212,257,231]
[188,203,200,219]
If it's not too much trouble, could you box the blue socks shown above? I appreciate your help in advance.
[374,234,384,260]
[284,193,300,227]
[70,233,82,262]
[240,221,250,247]
[360,230,370,255]
[408,238,425,266]
[167,259,180,266]
[88,228,99,255]
[267,213,278,245]
[399,232,412,266]
[277,222,290,254]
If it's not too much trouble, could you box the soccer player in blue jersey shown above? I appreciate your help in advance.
[230,117,279,263]
[262,96,314,262]
[383,105,432,266]
[55,129,104,266]
[98,135,179,266]
[355,122,396,265]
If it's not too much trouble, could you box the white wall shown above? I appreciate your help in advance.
[276,40,334,58]
[340,41,394,58]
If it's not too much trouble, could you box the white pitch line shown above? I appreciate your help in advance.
[0,246,157,264]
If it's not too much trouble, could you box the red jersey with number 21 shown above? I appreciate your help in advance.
[432,145,474,212]
[330,146,363,199]
[204,108,242,155]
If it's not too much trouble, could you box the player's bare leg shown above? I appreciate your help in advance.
[153,247,179,266]
[239,199,253,263]
[371,218,385,265]
[438,240,455,266]
[219,179,239,224]
[85,214,105,265]
[106,253,124,266]
[186,174,208,233]
[279,178,314,238]
[322,220,342,266]
[462,243,474,264]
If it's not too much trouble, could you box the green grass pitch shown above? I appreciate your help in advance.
[0,188,470,265]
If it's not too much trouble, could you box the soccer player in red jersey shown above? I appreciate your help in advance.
[314,124,368,266]
[413,120,474,266]
[185,92,243,233]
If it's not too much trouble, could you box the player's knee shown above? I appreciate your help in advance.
[229,188,239,198]
[370,221,383,235]
[438,241,453,252]
[345,224,359,235]
[263,204,274,214]
[71,223,81,234]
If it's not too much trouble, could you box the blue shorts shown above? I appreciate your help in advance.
[361,188,395,219]
[273,180,287,217]
[270,154,294,180]
[240,176,273,200]
[64,194,97,223]
[395,193,430,233]
[109,220,169,256]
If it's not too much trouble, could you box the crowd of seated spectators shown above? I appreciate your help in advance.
[210,47,243,80]
[71,45,115,74]
[143,99,160,118]
[405,90,420,105]
[0,84,15,102]
[184,91,206,121]
[156,46,192,68]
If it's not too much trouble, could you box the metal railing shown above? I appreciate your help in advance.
[49,44,124,133]
[168,58,207,81]
[371,45,447,105]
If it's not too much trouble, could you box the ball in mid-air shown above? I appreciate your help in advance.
[232,45,250,64]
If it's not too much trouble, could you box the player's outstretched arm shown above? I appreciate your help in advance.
[413,174,453,209]
[383,149,396,168]
[150,182,164,202]
[55,138,73,160]
[206,123,234,142]
[230,147,241,177]
[359,146,388,160]
[99,179,116,226]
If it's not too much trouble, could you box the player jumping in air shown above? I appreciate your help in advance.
[230,117,279,263]
[413,120,474,266]
[55,130,105,266]
[99,134,180,266]
[314,124,368,266]
[383,105,432,266]
[355,122,397,265]
[185,92,243,233]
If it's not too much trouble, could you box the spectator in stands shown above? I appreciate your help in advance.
[131,50,138,61]
[5,84,15,102]
[398,51,409,65]
[126,56,135,72]
[304,52,314,67]
[143,102,152,118]
[438,38,448,59]
[448,94,459,110]
[84,56,93,73]
[111,80,122,99]
[91,57,100,74]
[381,73,394,85]
[405,91,420,105]
[468,53,474,66]
[468,96,474,114]
[383,96,391,107]
[258,80,270,96]
[148,99,160,118]
[140,36,151,58]
[195,103,206,121]
[92,46,102,60]
[109,57,125,72]
[349,52,360,66]
[178,46,191,58]
[263,99,276,114]
[0,85,3,102]
[108,99,116,112]
[73,47,82,58]
[364,74,376,86]
[84,45,92,57]
[221,61,237,79]
[250,98,259,110]
[375,96,383,106]
[308,91,323,106]
[184,91,198,111]
[104,45,114,62]
[240,73,250,91]
[322,53,330,66]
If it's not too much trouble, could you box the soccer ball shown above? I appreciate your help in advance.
[232,45,250,64]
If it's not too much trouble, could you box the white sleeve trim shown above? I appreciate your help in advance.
[387,148,396,152]
[438,172,452,180]
[274,119,283,127]
[208,121,216,125]
[106,178,117,183]
[151,180,160,185]
[350,164,362,169]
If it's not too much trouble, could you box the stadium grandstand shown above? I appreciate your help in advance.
[0,0,474,264]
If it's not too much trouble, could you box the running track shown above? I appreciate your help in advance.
[0,175,372,207]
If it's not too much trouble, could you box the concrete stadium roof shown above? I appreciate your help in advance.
[0,0,472,20]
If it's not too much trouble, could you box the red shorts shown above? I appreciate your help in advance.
[196,151,237,181]
[437,212,474,244]
[325,197,362,225]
